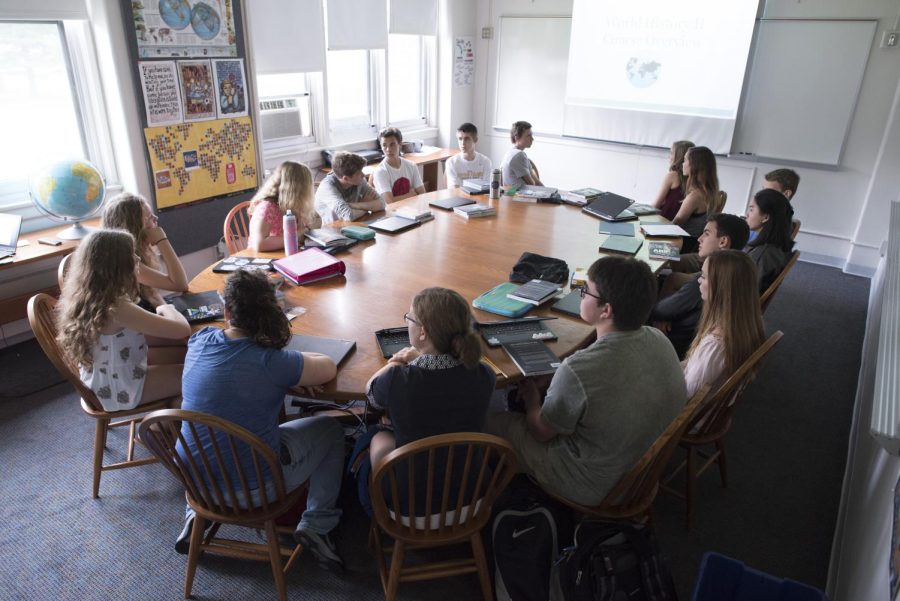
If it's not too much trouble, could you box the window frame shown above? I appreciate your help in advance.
[256,72,319,157]
[384,34,432,131]
[0,19,119,231]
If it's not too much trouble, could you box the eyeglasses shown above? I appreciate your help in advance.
[579,286,605,302]
[403,312,419,326]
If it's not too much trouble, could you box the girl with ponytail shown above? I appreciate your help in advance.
[360,287,495,509]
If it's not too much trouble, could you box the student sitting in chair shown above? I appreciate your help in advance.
[445,122,493,188]
[102,192,189,310]
[358,287,495,514]
[248,161,321,252]
[315,151,386,225]
[501,120,542,188]
[755,168,801,242]
[372,127,426,203]
[488,256,686,507]
[683,249,765,399]
[651,213,750,358]
[672,146,725,254]
[652,140,695,221]
[176,269,345,570]
[744,188,794,292]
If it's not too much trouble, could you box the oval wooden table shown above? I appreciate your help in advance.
[188,189,678,400]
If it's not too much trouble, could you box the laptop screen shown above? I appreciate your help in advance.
[0,213,23,250]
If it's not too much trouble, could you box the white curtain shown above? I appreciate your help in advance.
[325,0,388,50]
[389,0,437,36]
[246,0,326,74]
[0,0,87,19]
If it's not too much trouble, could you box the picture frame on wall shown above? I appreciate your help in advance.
[177,59,217,122]
[212,58,248,118]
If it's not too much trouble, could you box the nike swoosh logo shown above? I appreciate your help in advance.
[512,526,536,539]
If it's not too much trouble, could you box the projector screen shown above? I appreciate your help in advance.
[563,0,759,153]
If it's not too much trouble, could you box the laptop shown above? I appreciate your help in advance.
[430,195,476,210]
[286,333,356,366]
[0,213,23,260]
[477,317,558,347]
[368,215,421,234]
[582,192,638,222]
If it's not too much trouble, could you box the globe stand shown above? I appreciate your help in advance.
[55,221,95,240]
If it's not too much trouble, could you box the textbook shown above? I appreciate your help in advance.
[164,290,224,324]
[640,224,690,237]
[561,187,602,206]
[502,340,561,377]
[304,229,358,252]
[517,185,559,199]
[599,235,643,255]
[506,279,562,306]
[461,178,491,194]
[629,203,661,216]
[453,203,496,219]
[648,241,681,261]
[472,282,532,318]
[551,289,584,319]
[598,221,636,237]
[212,256,274,273]
[393,206,435,223]
[272,247,346,285]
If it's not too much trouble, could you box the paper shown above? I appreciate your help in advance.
[454,37,475,87]
[139,61,183,126]
[132,0,237,59]
[641,224,691,237]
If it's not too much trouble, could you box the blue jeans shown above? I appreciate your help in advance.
[183,415,344,535]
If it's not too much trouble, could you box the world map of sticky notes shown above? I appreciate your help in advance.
[144,116,257,208]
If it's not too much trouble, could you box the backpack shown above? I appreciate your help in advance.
[555,520,678,601]
[489,476,574,601]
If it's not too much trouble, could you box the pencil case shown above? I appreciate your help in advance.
[340,225,376,240]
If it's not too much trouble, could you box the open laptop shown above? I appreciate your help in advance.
[368,215,421,234]
[582,192,638,222]
[0,213,23,260]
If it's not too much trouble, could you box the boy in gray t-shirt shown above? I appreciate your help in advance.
[314,151,386,225]
[488,256,686,507]
[500,120,542,188]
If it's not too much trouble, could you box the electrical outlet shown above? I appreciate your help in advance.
[482,26,493,40]
[882,31,900,48]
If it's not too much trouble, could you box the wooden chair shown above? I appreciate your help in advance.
[542,384,710,523]
[760,250,800,314]
[223,200,252,255]
[139,409,308,601]
[791,218,801,241]
[369,432,518,601]
[26,293,178,498]
[662,331,784,528]
[57,252,72,289]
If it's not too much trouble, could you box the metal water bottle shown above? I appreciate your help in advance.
[283,210,298,256]
[490,168,502,199]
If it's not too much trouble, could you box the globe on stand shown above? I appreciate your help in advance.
[29,160,106,240]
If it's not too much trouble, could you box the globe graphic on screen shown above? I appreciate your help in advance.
[626,57,661,89]
[191,2,221,40]
[159,0,192,30]
[30,159,106,240]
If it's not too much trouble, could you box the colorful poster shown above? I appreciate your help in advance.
[177,60,216,122]
[132,0,237,58]
[454,36,475,87]
[144,117,258,209]
[212,59,248,118]
[138,61,183,126]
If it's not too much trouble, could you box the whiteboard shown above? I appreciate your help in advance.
[730,20,876,165]
[494,17,570,135]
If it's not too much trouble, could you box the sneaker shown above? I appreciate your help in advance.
[174,515,217,555]
[294,527,344,571]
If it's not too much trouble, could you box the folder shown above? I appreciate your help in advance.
[272,247,346,285]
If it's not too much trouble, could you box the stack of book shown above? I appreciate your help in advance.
[514,185,560,202]
[461,178,491,194]
[648,241,681,261]
[506,279,562,306]
[394,206,435,223]
[454,203,497,219]
[304,229,358,252]
[561,187,602,206]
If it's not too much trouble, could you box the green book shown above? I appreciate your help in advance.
[472,282,532,318]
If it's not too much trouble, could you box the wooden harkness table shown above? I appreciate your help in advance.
[188,189,678,400]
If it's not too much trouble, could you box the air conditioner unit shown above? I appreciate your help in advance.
[258,97,306,141]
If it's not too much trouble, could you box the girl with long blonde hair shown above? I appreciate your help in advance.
[248,161,321,252]
[56,230,191,412]
[652,140,694,220]
[683,249,765,397]
[673,146,726,252]
[102,192,189,309]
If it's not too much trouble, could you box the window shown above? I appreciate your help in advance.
[256,72,316,150]
[325,49,377,143]
[0,20,115,224]
[387,34,429,127]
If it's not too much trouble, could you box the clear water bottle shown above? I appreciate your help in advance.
[490,168,502,199]
[283,210,298,256]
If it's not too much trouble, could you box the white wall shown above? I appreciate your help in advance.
[470,0,900,276]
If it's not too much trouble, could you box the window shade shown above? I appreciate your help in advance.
[0,0,87,19]
[326,0,387,50]
[389,0,437,36]
[246,0,325,74]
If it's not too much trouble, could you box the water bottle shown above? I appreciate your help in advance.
[283,210,298,256]
[490,168,502,199]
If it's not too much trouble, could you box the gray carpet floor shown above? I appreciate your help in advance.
[0,261,869,600]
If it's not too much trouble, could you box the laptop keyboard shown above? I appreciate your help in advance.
[479,320,557,347]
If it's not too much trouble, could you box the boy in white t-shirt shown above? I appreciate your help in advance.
[445,122,493,188]
[372,127,426,203]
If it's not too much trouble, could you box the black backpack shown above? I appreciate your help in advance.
[556,520,678,601]
[489,476,574,601]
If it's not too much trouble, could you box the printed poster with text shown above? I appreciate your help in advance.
[144,116,258,209]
